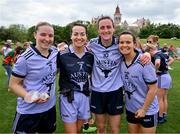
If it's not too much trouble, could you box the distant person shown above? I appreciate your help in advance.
[146,43,173,124]
[119,31,158,133]
[9,22,58,133]
[161,44,169,55]
[23,41,31,50]
[168,44,176,58]
[176,46,180,57]
[2,46,23,84]
[176,46,180,60]
[1,40,13,57]
[57,23,94,133]
[147,35,160,49]
[15,41,21,47]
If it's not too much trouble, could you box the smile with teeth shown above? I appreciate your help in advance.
[121,47,129,51]
[42,41,50,44]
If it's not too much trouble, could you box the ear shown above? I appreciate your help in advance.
[33,32,37,39]
[112,27,115,33]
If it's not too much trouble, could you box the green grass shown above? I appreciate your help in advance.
[141,38,180,48]
[0,50,180,133]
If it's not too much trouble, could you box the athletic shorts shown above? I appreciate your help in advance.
[59,91,90,123]
[157,73,172,89]
[90,87,124,115]
[126,109,158,128]
[12,106,56,133]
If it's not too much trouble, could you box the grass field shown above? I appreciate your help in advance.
[0,39,180,133]
[141,38,180,48]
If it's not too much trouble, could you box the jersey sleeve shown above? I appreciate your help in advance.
[143,62,157,84]
[154,53,161,60]
[12,55,27,78]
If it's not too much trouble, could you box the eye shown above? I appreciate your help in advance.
[106,25,112,29]
[147,41,152,43]
[126,41,131,44]
[120,41,124,44]
[40,33,46,37]
[73,32,78,36]
[49,34,54,38]
[119,41,132,44]
[80,33,86,36]
[100,26,105,30]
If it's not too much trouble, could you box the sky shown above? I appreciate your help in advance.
[0,0,180,28]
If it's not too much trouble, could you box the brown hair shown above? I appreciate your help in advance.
[97,16,114,29]
[71,23,87,35]
[119,31,136,44]
[147,35,159,44]
[35,22,53,31]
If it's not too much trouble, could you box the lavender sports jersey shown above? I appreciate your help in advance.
[87,37,123,92]
[12,45,58,114]
[120,52,159,115]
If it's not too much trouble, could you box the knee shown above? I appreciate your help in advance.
[97,125,106,133]
[110,127,119,134]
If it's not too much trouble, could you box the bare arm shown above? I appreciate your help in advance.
[9,76,48,103]
[155,59,161,71]
[9,75,27,98]
[140,52,151,65]
[168,56,174,65]
[135,83,158,118]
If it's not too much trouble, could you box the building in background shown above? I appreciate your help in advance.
[91,4,150,30]
[114,5,121,26]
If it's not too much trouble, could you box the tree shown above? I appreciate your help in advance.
[87,24,98,40]
[27,25,35,43]
[139,23,180,38]
[0,24,28,44]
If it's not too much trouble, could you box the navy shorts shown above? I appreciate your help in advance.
[90,87,124,115]
[126,109,158,128]
[12,106,56,133]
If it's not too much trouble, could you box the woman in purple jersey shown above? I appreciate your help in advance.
[9,22,57,133]
[119,31,158,133]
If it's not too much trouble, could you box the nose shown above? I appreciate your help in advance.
[76,34,83,40]
[44,35,52,41]
[104,27,109,33]
[121,42,126,46]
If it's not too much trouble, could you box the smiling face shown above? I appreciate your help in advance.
[119,34,135,56]
[34,24,54,51]
[71,25,87,48]
[98,18,115,43]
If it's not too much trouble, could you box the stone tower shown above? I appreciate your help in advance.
[114,5,121,26]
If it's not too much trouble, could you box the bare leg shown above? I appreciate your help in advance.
[140,125,156,134]
[95,114,107,134]
[109,115,121,134]
[63,122,77,133]
[164,90,169,114]
[77,119,85,133]
[157,88,165,117]
[128,123,140,134]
